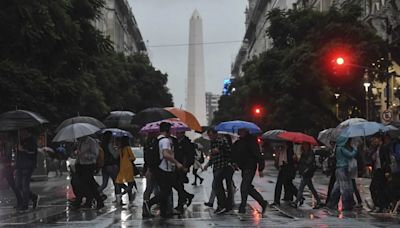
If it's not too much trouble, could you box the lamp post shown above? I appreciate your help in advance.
[363,70,371,120]
[334,93,340,119]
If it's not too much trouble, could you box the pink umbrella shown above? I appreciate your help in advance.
[139,119,191,134]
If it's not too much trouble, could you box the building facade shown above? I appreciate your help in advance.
[94,0,147,55]
[206,92,221,125]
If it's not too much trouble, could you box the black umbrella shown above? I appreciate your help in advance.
[103,111,135,129]
[55,116,105,132]
[0,110,49,131]
[131,107,176,126]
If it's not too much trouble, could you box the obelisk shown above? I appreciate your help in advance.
[186,9,207,126]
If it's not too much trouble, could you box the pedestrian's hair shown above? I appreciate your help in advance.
[206,127,217,134]
[159,122,172,133]
[102,131,112,142]
[120,136,130,148]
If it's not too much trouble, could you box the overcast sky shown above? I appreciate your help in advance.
[129,0,247,108]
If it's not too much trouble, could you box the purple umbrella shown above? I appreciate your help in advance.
[139,119,190,134]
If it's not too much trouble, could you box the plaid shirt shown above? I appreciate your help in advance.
[209,137,231,170]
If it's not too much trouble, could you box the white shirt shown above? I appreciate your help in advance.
[158,135,174,172]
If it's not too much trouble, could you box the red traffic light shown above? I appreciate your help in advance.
[254,108,261,115]
[336,57,344,65]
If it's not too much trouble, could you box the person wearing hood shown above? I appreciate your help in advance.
[327,136,357,211]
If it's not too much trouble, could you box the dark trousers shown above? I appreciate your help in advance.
[173,171,192,207]
[3,166,22,206]
[352,179,362,204]
[192,168,203,184]
[76,164,103,204]
[15,168,37,209]
[98,164,119,194]
[274,165,297,203]
[239,166,265,212]
[152,168,174,217]
[294,176,321,204]
[370,169,390,209]
[213,166,234,210]
[326,172,336,204]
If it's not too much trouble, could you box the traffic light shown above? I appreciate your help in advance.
[253,106,263,116]
[336,57,344,65]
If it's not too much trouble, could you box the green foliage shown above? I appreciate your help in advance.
[0,0,173,129]
[214,3,387,135]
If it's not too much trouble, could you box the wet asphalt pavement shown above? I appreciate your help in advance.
[1,161,399,227]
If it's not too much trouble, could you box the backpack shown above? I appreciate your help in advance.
[146,137,167,169]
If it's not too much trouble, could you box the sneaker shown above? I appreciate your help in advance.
[290,202,298,208]
[214,207,227,214]
[142,201,154,218]
[32,195,40,209]
[186,194,194,207]
[269,202,280,208]
[204,202,213,208]
[261,200,269,214]
[191,182,197,186]
[200,178,204,185]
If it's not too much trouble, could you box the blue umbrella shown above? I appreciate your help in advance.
[216,120,262,134]
[340,121,397,138]
[100,128,133,138]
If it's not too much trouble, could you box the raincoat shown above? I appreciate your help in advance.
[115,146,136,184]
[335,136,357,168]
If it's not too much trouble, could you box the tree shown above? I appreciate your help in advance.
[214,3,387,135]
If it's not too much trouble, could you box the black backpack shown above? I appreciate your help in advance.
[145,136,167,169]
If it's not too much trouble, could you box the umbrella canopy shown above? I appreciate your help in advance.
[53,123,100,142]
[55,116,105,132]
[262,129,287,141]
[131,107,177,126]
[0,110,48,131]
[338,118,367,127]
[215,120,262,134]
[164,107,202,132]
[139,119,190,134]
[318,128,336,147]
[277,132,318,145]
[103,111,135,130]
[100,128,133,138]
[339,121,397,138]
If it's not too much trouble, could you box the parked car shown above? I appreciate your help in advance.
[131,147,144,177]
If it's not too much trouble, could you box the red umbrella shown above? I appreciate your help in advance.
[277,132,317,145]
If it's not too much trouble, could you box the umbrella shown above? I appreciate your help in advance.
[164,107,202,132]
[139,119,190,134]
[53,123,100,142]
[338,118,367,127]
[317,128,336,147]
[131,107,177,126]
[215,120,262,134]
[55,116,105,132]
[277,132,318,145]
[103,111,135,129]
[262,129,287,141]
[100,128,133,138]
[339,121,397,138]
[0,110,48,131]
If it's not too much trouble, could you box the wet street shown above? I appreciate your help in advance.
[1,161,399,227]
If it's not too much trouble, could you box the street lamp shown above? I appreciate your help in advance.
[334,93,340,119]
[363,70,371,120]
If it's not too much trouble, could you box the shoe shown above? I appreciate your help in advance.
[186,194,194,207]
[290,202,298,208]
[299,197,305,206]
[142,201,154,218]
[261,200,269,214]
[115,194,125,206]
[81,203,92,210]
[32,195,40,209]
[214,207,227,214]
[355,203,363,209]
[96,202,104,210]
[191,182,197,186]
[200,178,204,185]
[174,205,184,213]
[372,207,381,213]
[204,202,213,207]
[101,194,107,201]
[313,202,324,209]
[269,202,280,208]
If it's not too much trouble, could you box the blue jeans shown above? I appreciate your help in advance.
[294,176,321,204]
[15,168,36,209]
[327,167,354,210]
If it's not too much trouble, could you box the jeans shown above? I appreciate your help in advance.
[274,165,298,203]
[294,176,320,204]
[3,165,22,206]
[327,167,353,210]
[152,168,174,217]
[98,164,119,193]
[143,169,158,201]
[15,168,37,209]
[173,170,192,207]
[212,166,234,210]
[239,166,265,212]
[326,171,336,204]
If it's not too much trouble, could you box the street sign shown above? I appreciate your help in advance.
[382,109,393,122]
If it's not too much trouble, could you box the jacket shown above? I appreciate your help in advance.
[102,143,118,166]
[15,136,38,170]
[232,134,264,170]
[298,151,315,176]
[174,136,195,167]
[335,136,357,168]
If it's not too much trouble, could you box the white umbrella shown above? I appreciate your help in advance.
[318,128,336,147]
[53,123,100,142]
[339,121,397,138]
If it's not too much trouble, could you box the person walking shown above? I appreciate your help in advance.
[204,128,233,214]
[73,135,104,210]
[290,143,323,209]
[98,131,120,200]
[232,128,268,215]
[15,129,39,212]
[327,136,357,211]
[115,136,136,206]
[192,144,204,186]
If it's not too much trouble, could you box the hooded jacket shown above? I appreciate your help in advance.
[335,136,357,168]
